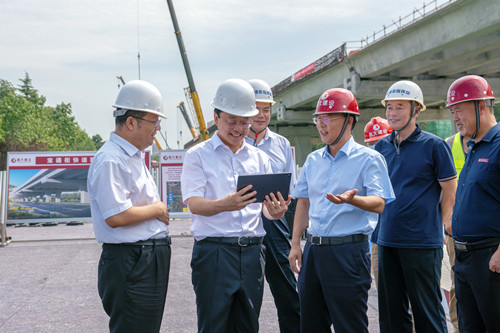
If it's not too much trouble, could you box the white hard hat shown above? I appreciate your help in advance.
[211,78,258,117]
[248,79,275,105]
[381,80,426,111]
[113,80,166,118]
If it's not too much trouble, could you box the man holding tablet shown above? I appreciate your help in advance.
[289,88,394,333]
[181,78,290,333]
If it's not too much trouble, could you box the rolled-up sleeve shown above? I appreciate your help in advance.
[90,161,133,219]
[181,149,207,202]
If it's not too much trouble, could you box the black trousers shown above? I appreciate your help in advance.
[378,246,446,333]
[191,239,265,333]
[262,216,300,333]
[298,240,371,333]
[455,245,500,333]
[98,243,171,333]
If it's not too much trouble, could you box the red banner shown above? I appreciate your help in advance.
[292,62,316,82]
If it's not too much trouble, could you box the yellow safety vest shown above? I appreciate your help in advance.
[450,133,466,179]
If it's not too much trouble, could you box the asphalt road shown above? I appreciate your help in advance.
[0,221,453,332]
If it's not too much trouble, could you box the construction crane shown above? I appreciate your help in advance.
[166,0,209,141]
[116,76,126,88]
[177,102,198,140]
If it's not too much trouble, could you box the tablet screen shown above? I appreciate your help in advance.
[236,173,291,203]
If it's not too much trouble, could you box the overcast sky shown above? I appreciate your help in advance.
[0,0,425,149]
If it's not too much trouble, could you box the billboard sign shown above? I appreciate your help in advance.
[159,150,190,219]
[7,151,95,223]
[6,150,152,224]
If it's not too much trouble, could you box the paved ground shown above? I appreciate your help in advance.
[0,220,453,332]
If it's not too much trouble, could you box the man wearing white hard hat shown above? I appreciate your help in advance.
[375,80,457,332]
[88,80,171,333]
[245,79,300,332]
[181,78,291,333]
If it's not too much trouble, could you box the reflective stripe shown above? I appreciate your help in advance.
[451,133,465,179]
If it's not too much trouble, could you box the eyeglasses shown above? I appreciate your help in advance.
[220,118,251,128]
[313,116,344,125]
[131,115,161,127]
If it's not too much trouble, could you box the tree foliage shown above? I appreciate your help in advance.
[92,134,105,150]
[0,73,99,170]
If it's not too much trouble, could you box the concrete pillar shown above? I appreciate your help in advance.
[44,194,51,203]
[276,125,317,167]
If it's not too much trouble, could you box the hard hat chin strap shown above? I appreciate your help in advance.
[328,115,351,146]
[249,126,267,147]
[391,101,417,154]
[471,100,480,141]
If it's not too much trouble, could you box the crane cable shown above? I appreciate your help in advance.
[136,0,141,79]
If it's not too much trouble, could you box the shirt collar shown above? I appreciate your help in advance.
[480,122,500,143]
[388,124,421,143]
[110,132,140,157]
[212,131,250,153]
[262,128,274,142]
[321,136,355,159]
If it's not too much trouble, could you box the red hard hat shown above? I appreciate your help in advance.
[364,117,393,142]
[446,75,495,108]
[314,88,360,116]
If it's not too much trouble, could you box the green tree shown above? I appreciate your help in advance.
[17,72,45,107]
[0,74,98,170]
[92,134,105,150]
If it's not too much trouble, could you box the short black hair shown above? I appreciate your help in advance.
[214,108,222,117]
[115,109,147,126]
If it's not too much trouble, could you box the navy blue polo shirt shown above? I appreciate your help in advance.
[452,123,500,242]
[375,125,456,248]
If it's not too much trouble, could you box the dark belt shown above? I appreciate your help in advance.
[306,233,368,246]
[201,236,264,247]
[454,238,500,252]
[106,236,172,247]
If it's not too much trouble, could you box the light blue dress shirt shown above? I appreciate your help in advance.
[244,129,295,193]
[181,132,272,240]
[88,132,169,243]
[293,137,395,237]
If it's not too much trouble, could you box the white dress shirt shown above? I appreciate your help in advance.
[88,132,169,243]
[181,132,272,240]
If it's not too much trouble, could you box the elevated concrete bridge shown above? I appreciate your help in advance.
[10,168,89,203]
[270,0,500,165]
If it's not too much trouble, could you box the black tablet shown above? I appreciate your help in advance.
[236,173,291,203]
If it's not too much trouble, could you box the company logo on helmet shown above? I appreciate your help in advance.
[387,89,412,96]
[321,92,329,100]
[373,124,380,131]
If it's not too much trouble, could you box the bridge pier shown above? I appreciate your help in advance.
[273,125,316,167]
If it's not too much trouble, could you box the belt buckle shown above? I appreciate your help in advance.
[238,236,249,247]
[311,236,322,245]
[454,240,468,251]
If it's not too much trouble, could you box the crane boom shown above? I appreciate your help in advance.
[166,0,209,141]
[177,102,198,140]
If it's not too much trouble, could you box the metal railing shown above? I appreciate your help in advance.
[346,0,457,50]
[273,44,347,96]
[272,0,458,96]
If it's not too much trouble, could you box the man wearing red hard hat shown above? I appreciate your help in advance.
[289,88,394,332]
[447,75,500,332]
